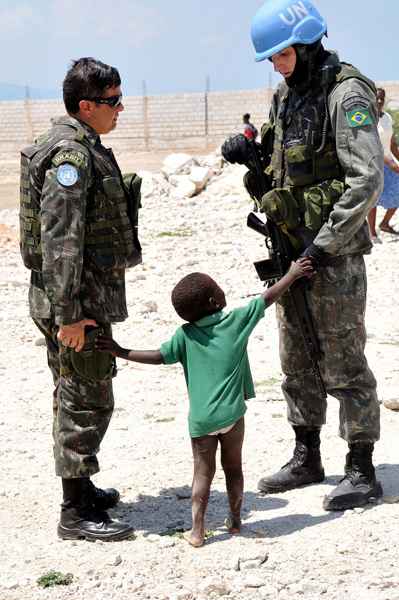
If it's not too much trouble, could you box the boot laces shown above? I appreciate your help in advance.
[283,443,308,469]
[341,460,374,485]
[339,468,364,485]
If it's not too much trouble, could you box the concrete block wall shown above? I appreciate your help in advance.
[208,88,272,137]
[0,88,273,157]
[0,100,31,153]
[29,100,64,139]
[0,81,398,163]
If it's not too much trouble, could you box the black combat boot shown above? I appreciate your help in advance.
[57,478,134,542]
[86,479,120,510]
[323,442,383,511]
[258,426,325,493]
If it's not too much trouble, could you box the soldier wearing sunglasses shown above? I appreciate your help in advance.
[20,57,142,541]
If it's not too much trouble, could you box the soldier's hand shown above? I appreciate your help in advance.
[221,134,251,165]
[300,243,325,268]
[57,319,98,352]
[95,335,123,357]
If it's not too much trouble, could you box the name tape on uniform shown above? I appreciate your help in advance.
[52,150,88,169]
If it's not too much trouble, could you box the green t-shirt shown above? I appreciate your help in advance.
[160,296,265,437]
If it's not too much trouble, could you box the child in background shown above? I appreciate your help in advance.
[96,258,313,547]
[243,112,258,140]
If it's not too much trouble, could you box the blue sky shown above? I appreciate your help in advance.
[1,0,398,97]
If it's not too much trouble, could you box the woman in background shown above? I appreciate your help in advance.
[368,88,399,242]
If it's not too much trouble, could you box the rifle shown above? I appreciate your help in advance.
[246,140,327,399]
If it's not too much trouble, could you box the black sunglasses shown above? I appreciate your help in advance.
[84,94,123,108]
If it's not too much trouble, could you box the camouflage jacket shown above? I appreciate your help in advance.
[268,51,384,256]
[25,116,140,326]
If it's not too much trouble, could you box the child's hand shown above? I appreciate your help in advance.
[288,257,314,280]
[95,335,123,357]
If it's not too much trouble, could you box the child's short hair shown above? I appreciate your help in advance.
[172,272,219,322]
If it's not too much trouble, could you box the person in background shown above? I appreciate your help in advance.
[243,113,259,140]
[367,88,399,243]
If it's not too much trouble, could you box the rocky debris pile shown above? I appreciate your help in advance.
[139,149,227,202]
[0,148,241,253]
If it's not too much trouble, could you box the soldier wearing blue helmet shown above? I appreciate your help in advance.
[222,0,384,511]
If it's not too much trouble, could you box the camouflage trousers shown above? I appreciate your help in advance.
[276,254,380,443]
[33,318,115,478]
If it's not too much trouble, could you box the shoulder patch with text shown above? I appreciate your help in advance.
[52,150,88,169]
[346,108,373,128]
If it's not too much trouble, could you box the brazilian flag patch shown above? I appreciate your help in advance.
[346,108,373,128]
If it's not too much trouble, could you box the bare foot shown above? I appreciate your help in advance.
[224,515,241,534]
[183,530,204,548]
[380,223,399,234]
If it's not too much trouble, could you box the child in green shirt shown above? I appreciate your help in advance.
[96,257,313,547]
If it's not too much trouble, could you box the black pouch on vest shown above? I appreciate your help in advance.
[20,145,42,271]
[122,173,142,228]
[70,327,115,382]
[123,172,143,262]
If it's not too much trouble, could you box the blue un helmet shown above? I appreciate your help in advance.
[251,0,327,62]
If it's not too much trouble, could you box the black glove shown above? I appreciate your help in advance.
[221,134,251,165]
[300,243,325,268]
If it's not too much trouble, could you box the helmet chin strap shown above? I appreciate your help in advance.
[285,41,326,91]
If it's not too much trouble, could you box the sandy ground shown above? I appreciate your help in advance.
[1,159,399,600]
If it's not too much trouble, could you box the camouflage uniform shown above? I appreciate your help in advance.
[264,52,384,443]
[21,116,141,478]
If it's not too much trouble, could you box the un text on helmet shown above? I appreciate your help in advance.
[279,1,309,26]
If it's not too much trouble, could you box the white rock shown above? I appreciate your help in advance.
[146,533,161,543]
[244,575,266,588]
[158,537,175,548]
[238,553,269,570]
[170,176,197,199]
[189,166,212,193]
[140,300,158,314]
[198,579,230,596]
[241,559,261,570]
[162,154,194,179]
[199,151,224,173]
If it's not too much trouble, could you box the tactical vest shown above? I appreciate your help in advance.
[272,61,376,190]
[261,59,376,237]
[20,118,142,273]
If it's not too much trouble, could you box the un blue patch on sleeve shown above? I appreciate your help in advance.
[56,163,79,187]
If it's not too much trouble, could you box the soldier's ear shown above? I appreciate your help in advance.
[78,99,94,119]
